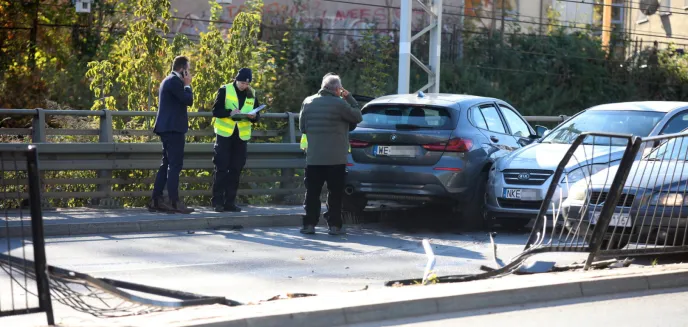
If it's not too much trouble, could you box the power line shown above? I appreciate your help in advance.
[556,0,688,16]
[442,11,688,41]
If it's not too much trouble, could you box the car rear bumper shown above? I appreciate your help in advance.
[345,160,471,202]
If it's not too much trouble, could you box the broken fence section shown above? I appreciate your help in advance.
[0,146,54,324]
[387,131,688,286]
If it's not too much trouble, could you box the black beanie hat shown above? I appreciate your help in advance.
[235,68,252,83]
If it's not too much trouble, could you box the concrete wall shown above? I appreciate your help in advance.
[169,0,464,35]
[625,1,688,52]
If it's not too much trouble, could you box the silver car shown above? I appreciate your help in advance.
[344,93,541,228]
[486,101,688,230]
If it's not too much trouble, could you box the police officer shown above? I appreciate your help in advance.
[211,68,262,212]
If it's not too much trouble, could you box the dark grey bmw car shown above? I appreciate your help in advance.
[342,93,547,227]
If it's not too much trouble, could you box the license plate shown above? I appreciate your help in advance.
[591,212,632,227]
[374,146,416,157]
[503,188,538,200]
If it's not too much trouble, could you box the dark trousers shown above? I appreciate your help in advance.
[152,132,185,202]
[303,164,346,228]
[212,132,247,207]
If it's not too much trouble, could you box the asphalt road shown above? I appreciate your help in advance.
[1,221,532,305]
[348,287,688,327]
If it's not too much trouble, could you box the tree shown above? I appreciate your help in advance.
[224,0,276,103]
[87,0,172,114]
[191,1,229,114]
[357,28,395,97]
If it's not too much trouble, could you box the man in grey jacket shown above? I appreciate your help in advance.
[299,74,363,235]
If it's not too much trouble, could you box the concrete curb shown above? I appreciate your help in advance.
[182,266,688,327]
[2,214,306,237]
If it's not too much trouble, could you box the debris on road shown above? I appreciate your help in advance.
[263,293,317,302]
[348,285,369,292]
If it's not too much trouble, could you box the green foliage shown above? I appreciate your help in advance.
[441,28,688,116]
[357,28,395,97]
[192,1,232,114]
[86,60,118,111]
[110,0,171,112]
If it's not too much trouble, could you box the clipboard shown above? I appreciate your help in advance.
[231,104,266,120]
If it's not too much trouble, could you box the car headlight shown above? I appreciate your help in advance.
[561,164,608,184]
[650,193,687,206]
[568,182,588,202]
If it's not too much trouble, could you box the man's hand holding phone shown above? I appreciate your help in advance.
[183,70,192,86]
[340,88,350,98]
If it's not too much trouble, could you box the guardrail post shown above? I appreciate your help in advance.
[277,116,298,204]
[91,110,120,209]
[31,109,53,210]
[287,112,296,143]
[32,108,46,143]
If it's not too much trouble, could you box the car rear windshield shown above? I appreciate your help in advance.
[542,110,665,146]
[358,105,454,130]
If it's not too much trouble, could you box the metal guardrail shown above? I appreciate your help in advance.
[0,143,305,203]
[0,146,54,324]
[0,109,301,143]
[0,109,567,144]
[0,109,567,206]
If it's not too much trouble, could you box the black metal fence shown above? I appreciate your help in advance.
[1,146,54,324]
[526,131,688,268]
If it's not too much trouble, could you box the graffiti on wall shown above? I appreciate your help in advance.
[172,0,456,46]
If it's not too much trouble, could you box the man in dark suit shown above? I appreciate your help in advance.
[149,56,194,214]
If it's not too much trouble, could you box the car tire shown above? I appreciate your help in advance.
[461,170,489,230]
[342,193,367,214]
[498,220,529,231]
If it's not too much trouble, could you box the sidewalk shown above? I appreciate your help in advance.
[5,262,688,327]
[1,205,316,237]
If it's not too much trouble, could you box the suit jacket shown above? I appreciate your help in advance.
[153,73,194,134]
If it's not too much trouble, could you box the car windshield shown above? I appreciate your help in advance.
[358,105,454,130]
[647,136,688,161]
[541,110,665,146]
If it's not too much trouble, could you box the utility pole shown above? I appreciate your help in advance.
[29,0,39,70]
[397,0,443,94]
[601,0,612,52]
[457,5,464,62]
[397,0,412,94]
[500,0,506,44]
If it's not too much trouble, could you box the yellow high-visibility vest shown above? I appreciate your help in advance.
[213,84,255,140]
[300,134,351,153]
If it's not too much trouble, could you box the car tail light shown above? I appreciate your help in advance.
[434,167,461,171]
[350,139,369,148]
[423,138,472,153]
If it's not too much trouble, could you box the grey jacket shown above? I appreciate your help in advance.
[299,89,363,166]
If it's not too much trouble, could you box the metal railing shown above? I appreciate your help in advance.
[0,108,566,144]
[0,109,567,207]
[525,131,688,268]
[1,146,54,324]
[0,109,301,143]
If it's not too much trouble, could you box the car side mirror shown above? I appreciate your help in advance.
[534,125,549,138]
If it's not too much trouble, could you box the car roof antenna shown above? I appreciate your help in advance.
[417,91,425,98]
